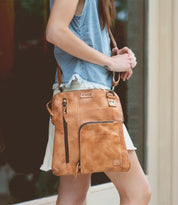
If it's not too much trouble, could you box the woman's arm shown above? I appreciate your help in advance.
[46,0,134,73]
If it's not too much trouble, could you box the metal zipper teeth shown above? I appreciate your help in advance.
[78,121,114,168]
[63,98,69,163]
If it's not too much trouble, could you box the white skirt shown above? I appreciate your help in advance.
[40,78,137,171]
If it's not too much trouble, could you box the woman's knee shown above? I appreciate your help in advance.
[136,181,152,203]
[120,180,152,205]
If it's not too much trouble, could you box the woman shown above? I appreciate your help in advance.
[40,0,152,204]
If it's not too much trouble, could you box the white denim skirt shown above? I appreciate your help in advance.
[40,78,137,171]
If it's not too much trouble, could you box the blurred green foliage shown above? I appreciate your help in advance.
[15,0,44,17]
[115,0,128,21]
[14,0,45,40]
[35,171,59,198]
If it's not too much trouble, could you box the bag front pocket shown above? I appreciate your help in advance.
[78,121,129,174]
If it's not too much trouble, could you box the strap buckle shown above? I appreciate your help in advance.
[106,89,115,98]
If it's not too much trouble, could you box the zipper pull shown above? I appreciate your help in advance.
[74,162,80,180]
[62,98,68,122]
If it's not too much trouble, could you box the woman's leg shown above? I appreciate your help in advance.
[56,173,91,205]
[105,150,152,205]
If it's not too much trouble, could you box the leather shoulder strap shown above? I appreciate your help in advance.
[108,28,120,88]
[108,28,117,48]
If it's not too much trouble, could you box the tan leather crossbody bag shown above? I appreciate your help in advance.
[46,30,131,177]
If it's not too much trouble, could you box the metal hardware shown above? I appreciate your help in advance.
[111,85,115,91]
[106,90,115,98]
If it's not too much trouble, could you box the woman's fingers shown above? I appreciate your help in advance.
[127,69,133,79]
[131,59,137,69]
[130,53,136,68]
[121,71,129,81]
[112,47,119,55]
[130,54,137,69]
[119,47,137,69]
[121,68,133,81]
[119,47,132,55]
[121,72,128,81]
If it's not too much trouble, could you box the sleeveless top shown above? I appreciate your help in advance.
[50,0,113,90]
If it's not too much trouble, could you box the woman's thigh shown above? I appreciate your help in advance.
[104,150,151,200]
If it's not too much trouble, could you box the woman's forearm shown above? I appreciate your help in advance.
[46,26,113,69]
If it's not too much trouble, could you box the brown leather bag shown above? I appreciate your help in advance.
[46,30,131,176]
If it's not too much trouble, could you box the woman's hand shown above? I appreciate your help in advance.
[111,47,137,81]
[110,53,133,73]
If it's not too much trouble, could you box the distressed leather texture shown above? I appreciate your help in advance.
[47,89,131,176]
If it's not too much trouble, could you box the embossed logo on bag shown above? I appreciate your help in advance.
[113,160,121,166]
[80,92,93,98]
[108,99,116,107]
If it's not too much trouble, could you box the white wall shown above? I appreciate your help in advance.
[147,0,178,204]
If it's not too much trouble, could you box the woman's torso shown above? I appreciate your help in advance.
[50,0,113,90]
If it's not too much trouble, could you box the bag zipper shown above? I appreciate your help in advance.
[77,121,114,173]
[62,98,69,163]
